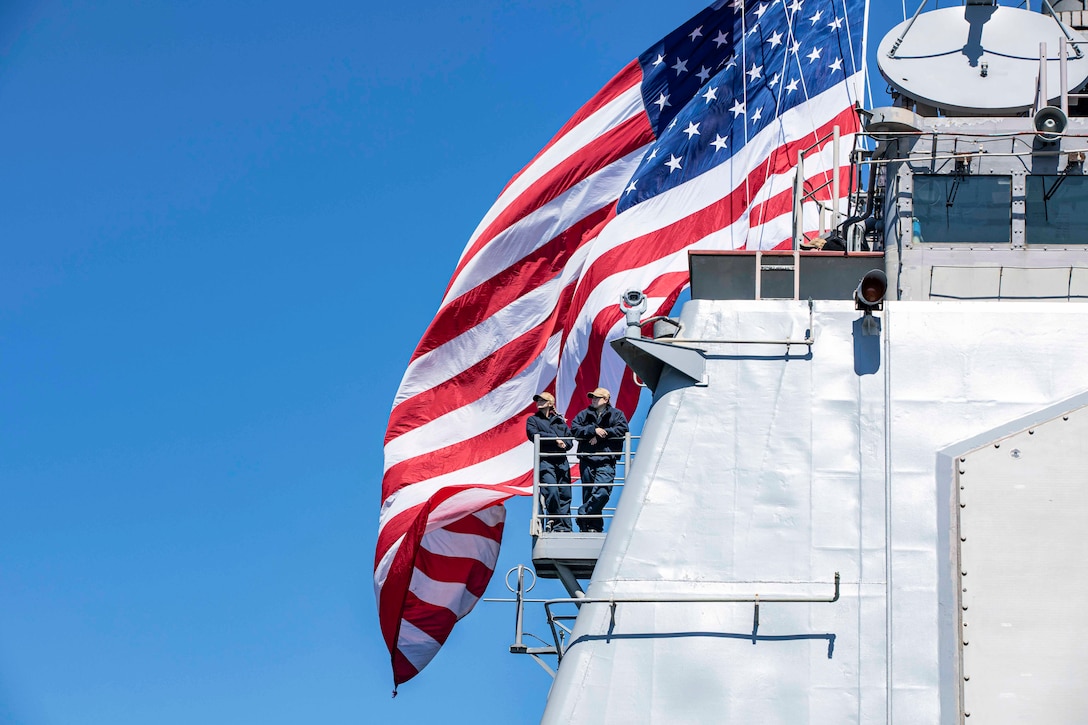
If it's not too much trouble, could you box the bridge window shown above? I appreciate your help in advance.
[1026,175,1088,245]
[912,175,1011,245]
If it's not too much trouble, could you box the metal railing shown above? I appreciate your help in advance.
[486,564,842,677]
[530,433,639,536]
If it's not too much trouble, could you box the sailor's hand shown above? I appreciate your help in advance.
[589,437,598,445]
[557,440,568,449]
[595,427,607,438]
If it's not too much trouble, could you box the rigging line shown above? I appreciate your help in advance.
[748,5,805,251]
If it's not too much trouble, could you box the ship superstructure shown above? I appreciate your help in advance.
[498,2,1088,722]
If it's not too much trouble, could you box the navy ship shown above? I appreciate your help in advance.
[495,2,1088,722]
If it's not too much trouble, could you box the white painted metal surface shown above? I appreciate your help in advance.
[540,300,1088,724]
[957,408,1088,722]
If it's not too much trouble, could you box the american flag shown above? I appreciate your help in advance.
[377,0,864,689]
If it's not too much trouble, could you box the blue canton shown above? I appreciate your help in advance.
[624,0,865,213]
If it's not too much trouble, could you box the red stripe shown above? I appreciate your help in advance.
[402,591,460,645]
[392,649,420,687]
[502,60,644,194]
[445,111,654,297]
[378,483,524,685]
[416,545,500,589]
[376,475,530,567]
[384,411,531,494]
[440,511,504,542]
[749,163,854,228]
[386,275,580,447]
[409,204,611,362]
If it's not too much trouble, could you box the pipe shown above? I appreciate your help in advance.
[836,157,878,246]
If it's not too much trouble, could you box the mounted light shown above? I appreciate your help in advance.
[855,270,888,311]
[855,269,887,337]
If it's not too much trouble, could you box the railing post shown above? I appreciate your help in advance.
[510,565,527,653]
[1061,36,1069,116]
[532,434,542,535]
[832,124,840,232]
[1039,41,1048,113]
[792,151,804,249]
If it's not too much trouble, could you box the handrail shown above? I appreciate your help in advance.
[531,433,639,536]
[487,569,842,671]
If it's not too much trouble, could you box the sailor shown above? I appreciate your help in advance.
[526,392,573,533]
[571,387,629,532]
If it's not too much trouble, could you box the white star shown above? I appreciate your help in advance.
[713,30,729,48]
[828,17,844,30]
[730,99,746,117]
[647,148,658,161]
[788,0,803,13]
[654,93,671,110]
[702,86,718,103]
[672,57,688,75]
[725,54,738,70]
[667,117,678,130]
[829,57,843,73]
[689,25,703,42]
[807,46,822,63]
[732,0,745,9]
[790,40,801,55]
[767,30,783,48]
[809,9,823,24]
[652,54,665,67]
[769,72,781,88]
[751,107,763,123]
[665,154,683,173]
[747,63,762,82]
[696,65,712,83]
[785,78,799,93]
[711,134,728,151]
[683,121,701,138]
[754,2,769,17]
[624,179,637,195]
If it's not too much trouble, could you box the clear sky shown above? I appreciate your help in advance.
[2,1,905,723]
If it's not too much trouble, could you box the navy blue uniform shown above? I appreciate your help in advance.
[571,404,629,531]
[526,412,574,532]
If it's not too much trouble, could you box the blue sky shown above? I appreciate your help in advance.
[1,1,905,723]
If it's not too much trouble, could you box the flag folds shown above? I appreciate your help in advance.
[377,0,865,688]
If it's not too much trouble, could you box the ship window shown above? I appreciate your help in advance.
[912,175,1011,244]
[1025,175,1088,245]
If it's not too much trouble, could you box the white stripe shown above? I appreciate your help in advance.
[457,83,645,264]
[379,444,532,528]
[408,566,481,616]
[374,532,405,591]
[385,333,562,472]
[397,619,442,672]
[421,527,501,563]
[428,488,525,534]
[444,145,648,305]
[471,504,505,527]
[394,276,567,407]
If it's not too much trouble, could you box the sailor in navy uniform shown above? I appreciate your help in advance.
[571,387,629,532]
[526,392,573,532]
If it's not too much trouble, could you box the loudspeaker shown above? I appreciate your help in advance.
[1034,106,1068,143]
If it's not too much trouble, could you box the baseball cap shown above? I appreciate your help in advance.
[533,392,556,405]
[587,387,611,400]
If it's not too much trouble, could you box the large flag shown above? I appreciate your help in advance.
[377,0,865,689]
